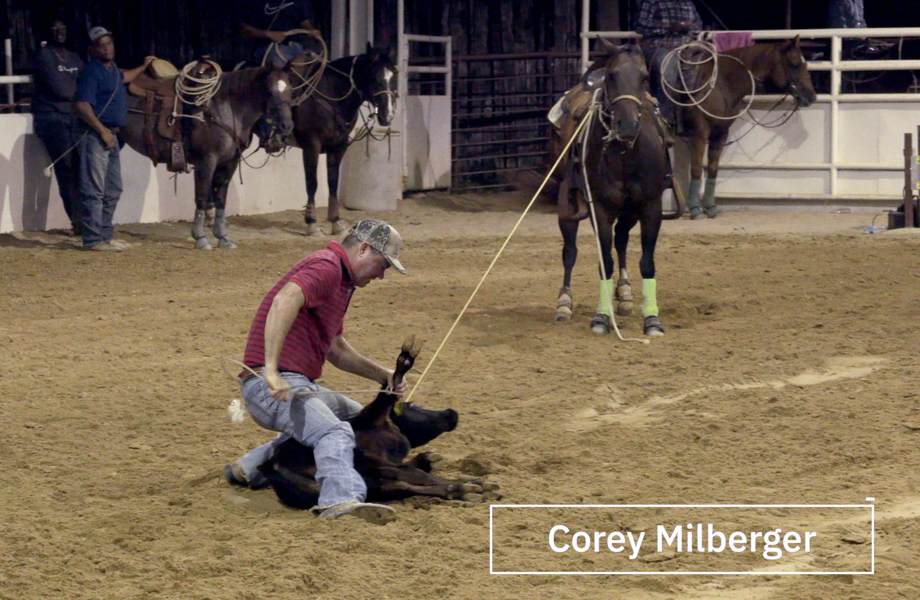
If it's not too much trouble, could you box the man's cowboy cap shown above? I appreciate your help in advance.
[348,219,406,275]
[88,26,113,44]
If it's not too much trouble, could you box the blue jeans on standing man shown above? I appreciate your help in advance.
[33,111,81,232]
[237,372,366,508]
[77,128,122,248]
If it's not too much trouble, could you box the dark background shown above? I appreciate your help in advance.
[2,0,916,71]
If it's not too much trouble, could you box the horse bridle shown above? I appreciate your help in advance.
[595,92,644,149]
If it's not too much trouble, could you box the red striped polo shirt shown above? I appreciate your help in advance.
[243,241,355,380]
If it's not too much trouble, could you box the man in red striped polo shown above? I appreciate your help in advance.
[227,219,408,524]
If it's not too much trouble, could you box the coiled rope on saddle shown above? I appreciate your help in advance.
[172,59,223,122]
[660,40,755,121]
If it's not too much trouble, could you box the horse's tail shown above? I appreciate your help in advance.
[661,175,686,220]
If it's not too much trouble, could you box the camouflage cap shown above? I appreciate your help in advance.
[348,219,406,275]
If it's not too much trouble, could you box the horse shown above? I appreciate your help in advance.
[288,44,398,236]
[256,337,500,509]
[553,42,671,337]
[673,37,817,218]
[122,64,295,249]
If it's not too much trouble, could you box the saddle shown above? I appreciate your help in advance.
[128,58,215,172]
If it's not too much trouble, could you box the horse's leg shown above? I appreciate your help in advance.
[556,214,579,323]
[211,161,238,249]
[639,207,665,336]
[687,124,709,220]
[703,127,729,218]
[326,146,348,236]
[590,208,615,335]
[191,156,216,250]
[301,142,323,237]
[613,213,639,317]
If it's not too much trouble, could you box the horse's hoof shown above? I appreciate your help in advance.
[194,237,213,250]
[617,301,634,316]
[218,237,237,249]
[305,223,324,237]
[590,314,611,335]
[555,306,572,322]
[705,206,721,219]
[644,316,665,336]
[689,207,704,220]
[331,220,349,236]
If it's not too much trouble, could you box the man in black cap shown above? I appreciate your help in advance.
[227,219,408,524]
[74,26,153,251]
[33,18,83,235]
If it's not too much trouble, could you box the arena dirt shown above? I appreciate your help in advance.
[1,192,919,599]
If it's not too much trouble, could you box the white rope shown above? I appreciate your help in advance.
[172,59,223,122]
[400,107,596,407]
[660,41,756,121]
[580,89,649,345]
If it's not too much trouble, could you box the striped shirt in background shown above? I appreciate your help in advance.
[636,0,703,50]
[244,242,355,380]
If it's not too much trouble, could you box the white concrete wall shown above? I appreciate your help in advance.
[0,113,328,233]
[404,95,451,191]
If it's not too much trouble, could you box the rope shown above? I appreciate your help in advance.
[400,107,596,408]
[661,41,756,121]
[260,28,329,106]
[172,59,223,122]
[580,89,649,345]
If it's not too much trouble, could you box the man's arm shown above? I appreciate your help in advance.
[262,282,306,400]
[240,23,287,44]
[121,56,155,84]
[327,336,408,397]
[74,101,116,149]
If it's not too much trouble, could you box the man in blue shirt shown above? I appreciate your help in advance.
[74,26,152,252]
[32,18,83,235]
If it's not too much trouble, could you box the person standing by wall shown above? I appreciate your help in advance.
[32,19,83,235]
[74,26,152,252]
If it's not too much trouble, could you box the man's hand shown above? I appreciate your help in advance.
[100,127,117,150]
[264,369,291,401]
[385,371,409,399]
[266,30,287,44]
[668,21,693,34]
[143,56,156,67]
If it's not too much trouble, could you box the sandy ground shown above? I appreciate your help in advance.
[1,191,919,599]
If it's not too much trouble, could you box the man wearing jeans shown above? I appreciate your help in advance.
[227,220,408,524]
[74,26,152,252]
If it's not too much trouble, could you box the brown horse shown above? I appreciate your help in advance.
[288,45,398,236]
[553,43,671,337]
[674,37,817,218]
[123,65,294,249]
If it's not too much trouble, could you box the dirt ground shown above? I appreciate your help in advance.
[2,191,919,600]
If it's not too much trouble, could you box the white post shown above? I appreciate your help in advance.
[4,39,13,107]
[397,0,407,187]
[581,0,591,73]
[366,0,374,46]
[830,34,841,197]
[331,0,346,59]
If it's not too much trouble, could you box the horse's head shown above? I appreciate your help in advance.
[769,36,817,108]
[358,44,398,126]
[597,41,649,143]
[261,64,295,152]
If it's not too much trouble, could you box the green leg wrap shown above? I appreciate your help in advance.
[702,178,718,209]
[642,278,659,318]
[596,279,614,317]
[687,178,702,210]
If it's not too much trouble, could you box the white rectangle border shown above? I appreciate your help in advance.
[489,504,874,575]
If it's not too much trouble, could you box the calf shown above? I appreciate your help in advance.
[257,337,500,509]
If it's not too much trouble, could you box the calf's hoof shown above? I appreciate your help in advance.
[331,219,349,236]
[644,316,665,336]
[194,237,213,250]
[305,223,324,237]
[590,313,611,335]
[218,236,237,249]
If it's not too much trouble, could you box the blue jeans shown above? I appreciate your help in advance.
[238,373,365,508]
[33,111,80,230]
[77,129,122,248]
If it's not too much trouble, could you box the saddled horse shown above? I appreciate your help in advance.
[288,44,398,236]
[122,64,295,249]
[674,37,816,218]
[553,43,671,337]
